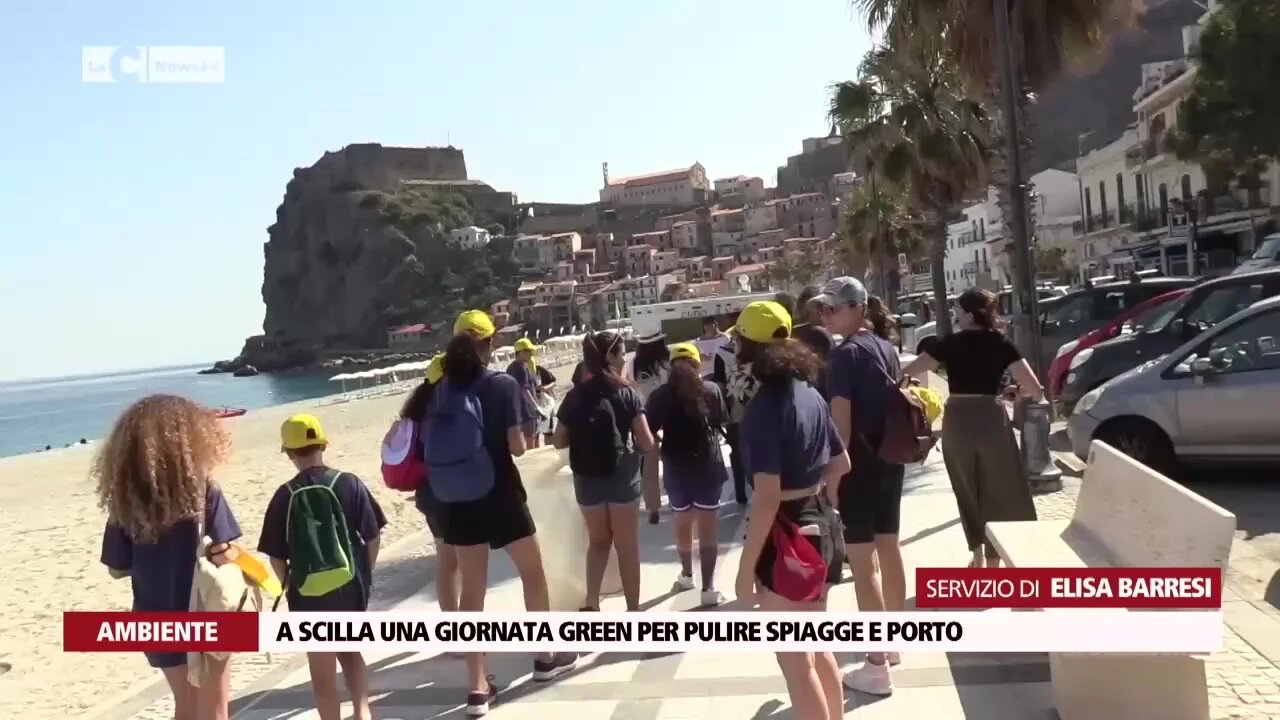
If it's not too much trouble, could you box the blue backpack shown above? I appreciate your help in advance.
[423,375,495,502]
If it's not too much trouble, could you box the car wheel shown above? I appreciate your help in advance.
[1095,417,1177,477]
[916,337,938,357]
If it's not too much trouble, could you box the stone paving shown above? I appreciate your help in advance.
[228,450,1067,719]
[99,381,1280,718]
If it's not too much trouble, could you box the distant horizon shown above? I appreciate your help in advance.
[0,361,215,387]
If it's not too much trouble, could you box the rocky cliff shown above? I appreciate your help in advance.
[231,144,520,372]
[1028,0,1204,172]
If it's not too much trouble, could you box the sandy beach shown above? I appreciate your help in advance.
[0,384,440,719]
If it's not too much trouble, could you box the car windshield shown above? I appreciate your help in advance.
[1251,238,1280,260]
[1127,297,1179,333]
[1143,293,1193,334]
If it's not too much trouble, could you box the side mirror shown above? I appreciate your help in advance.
[1208,346,1230,368]
[898,312,919,329]
[1170,317,1190,339]
[1190,357,1217,378]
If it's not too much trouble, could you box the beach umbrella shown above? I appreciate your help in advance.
[329,372,353,393]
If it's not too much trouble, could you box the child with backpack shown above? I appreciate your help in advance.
[551,331,655,612]
[643,342,729,606]
[258,413,387,720]
[432,311,577,716]
[95,395,242,720]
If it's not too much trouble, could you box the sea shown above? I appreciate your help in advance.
[0,364,345,459]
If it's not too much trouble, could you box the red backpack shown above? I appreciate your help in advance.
[381,418,424,492]
[769,515,827,603]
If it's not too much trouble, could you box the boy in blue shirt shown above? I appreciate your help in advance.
[259,414,387,720]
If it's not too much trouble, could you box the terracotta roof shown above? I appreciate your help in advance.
[726,263,768,275]
[607,167,693,188]
[391,323,429,334]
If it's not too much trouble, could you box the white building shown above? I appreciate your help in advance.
[600,164,710,207]
[714,175,766,202]
[448,225,491,250]
[1074,0,1278,279]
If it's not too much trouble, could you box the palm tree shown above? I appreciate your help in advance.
[841,180,928,298]
[853,0,1138,93]
[830,43,993,336]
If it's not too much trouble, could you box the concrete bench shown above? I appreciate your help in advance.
[986,440,1236,720]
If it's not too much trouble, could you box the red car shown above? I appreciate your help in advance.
[1048,288,1189,397]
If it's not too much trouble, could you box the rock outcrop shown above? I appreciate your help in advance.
[228,144,520,372]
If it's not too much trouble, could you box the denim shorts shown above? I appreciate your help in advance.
[573,451,642,507]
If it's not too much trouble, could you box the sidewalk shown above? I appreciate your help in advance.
[226,449,1065,720]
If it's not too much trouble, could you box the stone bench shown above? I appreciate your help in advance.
[986,440,1236,720]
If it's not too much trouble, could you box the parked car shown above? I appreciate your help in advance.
[1067,294,1280,473]
[1048,288,1190,403]
[1059,268,1280,413]
[1233,232,1280,274]
[898,286,1062,357]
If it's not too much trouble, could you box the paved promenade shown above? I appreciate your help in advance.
[225,449,1066,719]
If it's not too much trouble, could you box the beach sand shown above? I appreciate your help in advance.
[0,384,441,719]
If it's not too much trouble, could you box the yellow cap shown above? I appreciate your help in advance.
[669,342,701,365]
[454,310,496,339]
[425,354,445,384]
[737,300,792,344]
[281,413,327,451]
[513,337,537,353]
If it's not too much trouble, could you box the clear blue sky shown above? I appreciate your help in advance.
[0,0,870,381]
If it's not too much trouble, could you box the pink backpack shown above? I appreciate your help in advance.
[381,418,424,492]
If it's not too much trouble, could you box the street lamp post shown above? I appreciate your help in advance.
[993,0,1043,373]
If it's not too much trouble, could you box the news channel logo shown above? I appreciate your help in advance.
[82,46,225,84]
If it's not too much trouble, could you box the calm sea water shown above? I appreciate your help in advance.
[0,364,345,458]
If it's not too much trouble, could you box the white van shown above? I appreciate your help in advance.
[1233,233,1280,275]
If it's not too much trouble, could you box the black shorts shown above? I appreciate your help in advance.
[434,472,537,550]
[755,494,839,595]
[416,483,445,538]
[838,435,906,544]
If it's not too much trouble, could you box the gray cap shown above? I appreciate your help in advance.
[812,276,868,307]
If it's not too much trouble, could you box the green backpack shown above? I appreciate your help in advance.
[284,470,356,597]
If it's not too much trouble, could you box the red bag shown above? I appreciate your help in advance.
[381,418,425,492]
[769,515,827,603]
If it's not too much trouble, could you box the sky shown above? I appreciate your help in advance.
[0,0,872,381]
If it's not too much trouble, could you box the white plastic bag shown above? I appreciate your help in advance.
[518,446,622,610]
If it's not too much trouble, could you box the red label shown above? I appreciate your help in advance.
[63,612,259,652]
[914,568,1222,609]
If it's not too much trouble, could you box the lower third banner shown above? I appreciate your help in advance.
[65,611,1222,655]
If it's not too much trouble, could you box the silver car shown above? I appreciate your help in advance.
[1067,295,1280,473]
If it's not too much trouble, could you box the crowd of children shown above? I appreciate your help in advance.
[93,278,1042,720]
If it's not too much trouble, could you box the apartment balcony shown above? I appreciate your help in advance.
[1130,208,1164,233]
[1082,209,1118,235]
[962,262,979,277]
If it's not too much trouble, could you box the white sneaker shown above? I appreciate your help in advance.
[843,660,893,696]
[700,589,725,607]
[887,652,902,667]
[672,574,695,592]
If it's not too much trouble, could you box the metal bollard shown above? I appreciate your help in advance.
[1019,399,1063,494]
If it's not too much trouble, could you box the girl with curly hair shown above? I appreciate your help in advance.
[95,394,243,720]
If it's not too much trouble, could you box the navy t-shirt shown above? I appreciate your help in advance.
[100,484,242,612]
[556,378,645,441]
[740,378,844,491]
[258,467,387,611]
[645,380,727,465]
[827,331,901,445]
[507,361,535,393]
